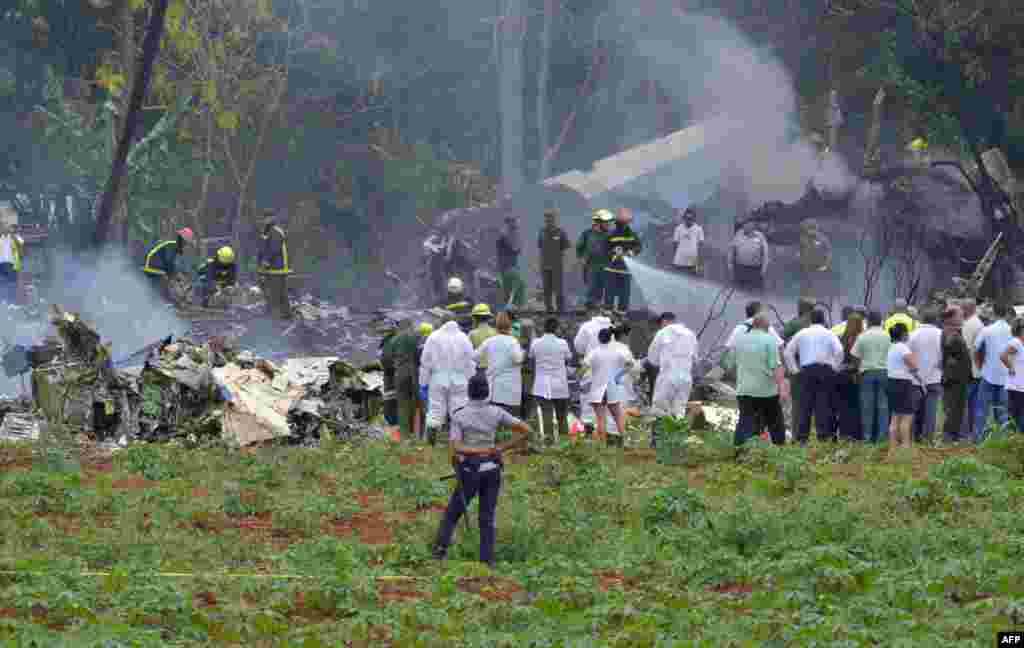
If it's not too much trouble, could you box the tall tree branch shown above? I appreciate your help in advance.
[93,0,170,247]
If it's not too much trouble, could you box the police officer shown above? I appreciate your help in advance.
[431,373,529,567]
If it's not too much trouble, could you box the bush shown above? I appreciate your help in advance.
[929,456,1006,497]
[655,416,691,466]
[643,482,711,531]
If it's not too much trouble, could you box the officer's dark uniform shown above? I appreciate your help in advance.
[604,223,642,311]
[441,297,474,333]
[432,399,524,565]
[538,219,570,312]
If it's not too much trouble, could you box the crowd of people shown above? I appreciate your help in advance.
[727,296,1023,455]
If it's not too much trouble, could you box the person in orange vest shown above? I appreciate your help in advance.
[142,227,194,302]
[258,212,292,319]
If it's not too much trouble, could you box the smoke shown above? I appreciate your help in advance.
[602,2,857,207]
[45,248,189,359]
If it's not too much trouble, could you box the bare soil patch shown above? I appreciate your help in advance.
[456,576,523,602]
[594,569,643,592]
[399,452,429,466]
[328,511,393,545]
[111,474,155,490]
[377,577,425,602]
[708,581,754,595]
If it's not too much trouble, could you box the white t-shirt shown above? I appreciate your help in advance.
[886,342,913,381]
[673,223,704,267]
[907,324,942,385]
[976,319,1012,386]
[1006,338,1024,392]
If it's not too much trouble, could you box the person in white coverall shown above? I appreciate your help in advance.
[647,312,698,448]
[474,312,525,417]
[419,319,476,445]
[582,327,633,444]
[573,310,612,435]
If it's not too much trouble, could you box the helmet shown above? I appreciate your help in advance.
[593,208,614,222]
[176,227,195,244]
[447,277,464,294]
[216,246,235,264]
[417,322,434,337]
[471,303,492,317]
[908,137,928,151]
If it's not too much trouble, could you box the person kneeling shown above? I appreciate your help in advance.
[432,374,529,567]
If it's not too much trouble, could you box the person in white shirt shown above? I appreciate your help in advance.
[725,301,784,350]
[419,319,477,446]
[973,303,1013,442]
[573,309,612,434]
[672,207,704,275]
[783,309,842,444]
[0,223,24,304]
[530,318,572,444]
[999,319,1024,436]
[960,299,984,439]
[474,313,525,417]
[646,312,698,448]
[907,310,943,443]
[886,322,921,455]
[581,327,633,444]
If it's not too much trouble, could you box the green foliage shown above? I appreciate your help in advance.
[642,481,711,533]
[929,455,1006,497]
[37,68,210,243]
[116,444,178,481]
[654,415,690,466]
[978,432,1024,478]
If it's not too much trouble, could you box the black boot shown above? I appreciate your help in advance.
[427,426,438,447]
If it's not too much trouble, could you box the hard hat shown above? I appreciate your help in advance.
[908,137,928,151]
[216,246,235,264]
[417,322,434,337]
[593,209,614,222]
[471,303,492,317]
[447,277,464,294]
[176,227,195,243]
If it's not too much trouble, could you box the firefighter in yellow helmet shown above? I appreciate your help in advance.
[258,211,292,319]
[143,227,195,303]
[196,245,239,308]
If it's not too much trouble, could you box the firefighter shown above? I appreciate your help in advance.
[0,223,24,304]
[258,213,292,319]
[196,246,238,307]
[469,303,497,378]
[378,317,403,434]
[578,209,613,308]
[440,277,474,332]
[604,207,642,312]
[142,227,195,302]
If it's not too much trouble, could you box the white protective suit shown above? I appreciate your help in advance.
[530,334,571,400]
[582,343,633,405]
[475,334,524,407]
[609,339,640,403]
[647,323,698,418]
[573,316,612,423]
[419,321,476,429]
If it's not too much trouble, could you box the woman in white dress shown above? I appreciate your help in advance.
[581,327,633,444]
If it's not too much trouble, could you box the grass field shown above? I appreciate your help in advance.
[1,422,1023,647]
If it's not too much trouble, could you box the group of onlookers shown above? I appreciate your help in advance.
[728,295,1024,453]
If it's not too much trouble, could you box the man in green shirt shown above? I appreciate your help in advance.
[733,311,789,448]
[850,309,892,443]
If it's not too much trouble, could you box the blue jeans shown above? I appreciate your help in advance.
[965,379,979,439]
[0,263,16,303]
[859,370,889,443]
[973,379,1007,442]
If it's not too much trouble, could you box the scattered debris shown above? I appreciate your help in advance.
[0,399,40,441]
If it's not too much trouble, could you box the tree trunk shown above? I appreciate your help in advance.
[93,0,170,248]
[535,0,554,181]
[111,0,135,243]
[499,0,525,199]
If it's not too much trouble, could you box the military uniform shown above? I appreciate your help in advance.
[538,222,570,312]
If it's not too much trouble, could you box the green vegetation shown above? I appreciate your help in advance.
[1,423,1022,646]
